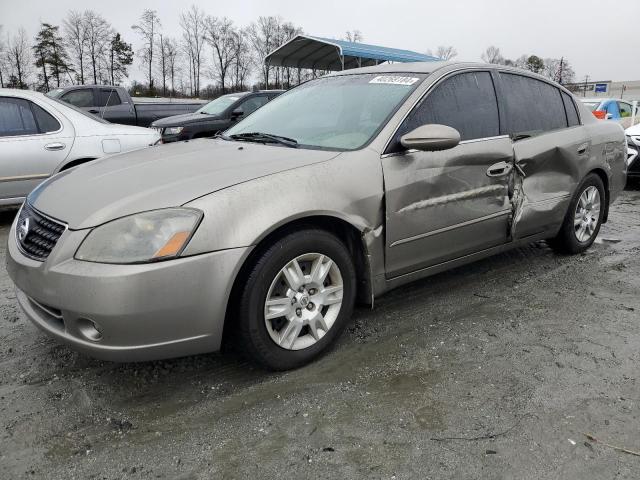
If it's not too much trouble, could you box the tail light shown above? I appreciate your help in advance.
[592,110,606,120]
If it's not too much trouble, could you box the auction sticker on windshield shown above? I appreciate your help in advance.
[369,76,420,86]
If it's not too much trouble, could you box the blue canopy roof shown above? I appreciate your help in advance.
[265,35,439,71]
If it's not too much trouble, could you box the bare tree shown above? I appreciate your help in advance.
[344,30,363,42]
[542,57,575,85]
[205,16,236,94]
[180,5,206,97]
[481,45,504,64]
[63,10,88,84]
[248,16,281,88]
[0,25,5,87]
[6,28,32,88]
[132,9,161,92]
[274,21,302,88]
[84,11,112,84]
[157,34,168,95]
[428,45,457,60]
[164,37,180,94]
[230,27,252,90]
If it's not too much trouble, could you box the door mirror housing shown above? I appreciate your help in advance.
[231,108,244,119]
[400,124,461,152]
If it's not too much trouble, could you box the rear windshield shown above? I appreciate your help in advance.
[47,96,109,124]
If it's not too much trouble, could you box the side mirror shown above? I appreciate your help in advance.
[400,124,461,152]
[231,108,244,119]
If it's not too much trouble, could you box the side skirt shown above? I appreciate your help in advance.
[373,230,553,297]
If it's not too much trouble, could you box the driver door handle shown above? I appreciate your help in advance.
[486,161,513,177]
[44,142,66,151]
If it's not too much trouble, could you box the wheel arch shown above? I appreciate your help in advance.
[56,157,97,173]
[221,214,374,345]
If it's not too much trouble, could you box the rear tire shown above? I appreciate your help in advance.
[548,173,605,254]
[236,229,356,370]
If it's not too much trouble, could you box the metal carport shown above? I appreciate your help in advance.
[265,35,439,71]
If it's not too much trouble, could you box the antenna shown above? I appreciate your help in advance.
[101,88,114,120]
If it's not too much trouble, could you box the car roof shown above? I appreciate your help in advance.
[0,88,44,98]
[328,61,571,88]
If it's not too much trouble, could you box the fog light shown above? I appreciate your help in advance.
[77,318,102,342]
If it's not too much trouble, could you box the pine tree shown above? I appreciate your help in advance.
[108,33,133,85]
[32,23,71,91]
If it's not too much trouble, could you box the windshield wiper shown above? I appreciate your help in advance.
[229,132,299,148]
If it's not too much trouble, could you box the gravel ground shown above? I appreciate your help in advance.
[1,186,639,480]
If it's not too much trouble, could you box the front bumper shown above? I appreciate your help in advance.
[6,217,249,362]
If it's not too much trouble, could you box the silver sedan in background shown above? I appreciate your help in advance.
[6,62,627,370]
[0,89,159,206]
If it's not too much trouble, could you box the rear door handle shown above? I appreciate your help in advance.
[44,142,66,151]
[486,161,513,177]
[88,109,99,114]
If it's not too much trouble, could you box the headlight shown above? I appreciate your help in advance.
[164,126,184,135]
[75,208,202,264]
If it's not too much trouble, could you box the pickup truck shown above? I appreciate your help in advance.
[46,85,206,128]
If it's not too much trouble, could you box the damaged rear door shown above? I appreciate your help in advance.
[499,73,587,239]
[382,70,513,277]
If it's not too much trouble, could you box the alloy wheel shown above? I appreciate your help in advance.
[574,185,601,242]
[264,253,343,350]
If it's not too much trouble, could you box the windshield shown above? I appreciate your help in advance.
[47,96,110,124]
[197,94,245,115]
[226,74,425,150]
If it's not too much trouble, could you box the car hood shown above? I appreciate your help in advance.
[152,112,218,127]
[29,139,340,229]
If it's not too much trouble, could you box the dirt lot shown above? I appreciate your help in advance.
[1,187,639,480]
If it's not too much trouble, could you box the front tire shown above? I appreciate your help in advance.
[548,173,605,254]
[236,229,356,370]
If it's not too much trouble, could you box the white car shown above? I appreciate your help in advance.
[0,89,160,206]
[626,123,640,178]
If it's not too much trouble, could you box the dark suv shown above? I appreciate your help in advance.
[151,90,284,143]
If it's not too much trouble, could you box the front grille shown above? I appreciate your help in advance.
[16,203,66,261]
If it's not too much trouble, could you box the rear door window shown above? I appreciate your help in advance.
[561,91,580,127]
[31,103,61,133]
[391,71,500,150]
[499,73,567,136]
[98,89,122,107]
[61,89,94,108]
[0,97,38,137]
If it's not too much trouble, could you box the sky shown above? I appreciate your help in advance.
[1,0,638,84]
